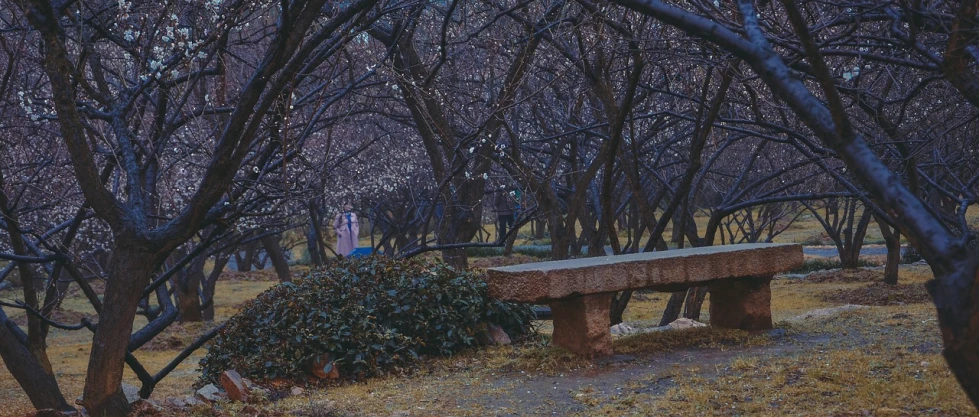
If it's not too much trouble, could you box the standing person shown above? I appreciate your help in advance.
[493,189,515,242]
[334,203,359,256]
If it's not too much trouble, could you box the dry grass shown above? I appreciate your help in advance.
[577,347,970,417]
[0,279,277,416]
[1,236,977,416]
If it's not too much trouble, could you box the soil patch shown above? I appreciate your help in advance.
[12,308,93,327]
[141,334,186,351]
[820,282,931,306]
[138,322,215,351]
[805,268,882,283]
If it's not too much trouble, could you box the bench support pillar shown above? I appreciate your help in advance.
[550,293,613,357]
[708,275,773,331]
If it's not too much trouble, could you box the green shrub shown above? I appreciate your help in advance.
[465,246,551,259]
[515,246,552,259]
[901,245,922,264]
[465,247,505,258]
[199,256,535,383]
[788,258,881,274]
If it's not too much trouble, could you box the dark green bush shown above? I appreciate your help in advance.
[199,256,535,383]
[465,246,551,259]
[788,257,881,274]
[901,245,922,264]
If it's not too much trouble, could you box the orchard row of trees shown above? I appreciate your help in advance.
[0,0,977,414]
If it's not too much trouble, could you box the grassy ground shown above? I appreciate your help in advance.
[2,261,974,416]
[2,208,978,416]
[0,279,278,416]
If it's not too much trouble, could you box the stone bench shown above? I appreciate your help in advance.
[484,243,803,357]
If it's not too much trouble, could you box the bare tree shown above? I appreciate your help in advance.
[7,0,393,413]
[613,0,979,407]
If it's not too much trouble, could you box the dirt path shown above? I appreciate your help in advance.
[469,334,834,415]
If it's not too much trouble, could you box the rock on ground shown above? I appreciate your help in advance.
[196,383,226,402]
[610,323,639,336]
[486,323,512,345]
[667,318,708,330]
[787,304,868,323]
[220,369,250,402]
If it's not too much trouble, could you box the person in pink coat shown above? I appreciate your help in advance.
[333,203,359,256]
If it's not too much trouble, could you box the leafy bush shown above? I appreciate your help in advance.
[789,258,881,274]
[465,246,551,259]
[901,245,922,264]
[200,256,535,383]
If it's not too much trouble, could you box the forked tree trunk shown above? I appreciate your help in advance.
[235,240,258,272]
[0,309,74,412]
[82,244,160,416]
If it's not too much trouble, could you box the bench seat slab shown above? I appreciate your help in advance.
[550,293,614,357]
[708,275,773,331]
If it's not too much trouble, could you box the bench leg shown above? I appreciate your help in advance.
[708,275,773,331]
[550,293,614,357]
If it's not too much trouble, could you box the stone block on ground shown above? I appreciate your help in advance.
[667,318,707,330]
[122,383,141,404]
[220,369,250,402]
[485,323,511,345]
[787,304,868,323]
[486,243,803,302]
[550,293,613,357]
[166,395,203,410]
[709,275,774,331]
[610,323,639,336]
[195,383,226,402]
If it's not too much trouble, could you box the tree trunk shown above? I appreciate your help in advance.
[503,228,517,257]
[874,215,901,285]
[307,201,324,266]
[931,264,979,410]
[236,241,258,272]
[658,291,686,326]
[683,286,709,320]
[609,290,632,326]
[175,265,204,323]
[201,253,229,322]
[0,172,55,376]
[441,248,468,271]
[83,245,160,416]
[841,207,873,269]
[261,233,291,283]
[0,309,74,412]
